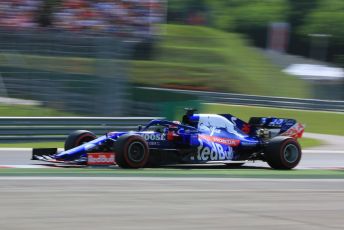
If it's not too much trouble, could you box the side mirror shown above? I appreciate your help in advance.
[138,125,142,131]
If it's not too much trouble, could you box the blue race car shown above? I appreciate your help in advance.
[32,109,305,169]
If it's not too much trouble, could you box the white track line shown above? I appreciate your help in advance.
[0,148,64,151]
[303,150,344,154]
[0,165,53,168]
[0,176,343,182]
[0,148,32,151]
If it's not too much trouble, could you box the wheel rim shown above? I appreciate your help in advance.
[127,142,145,163]
[283,144,299,163]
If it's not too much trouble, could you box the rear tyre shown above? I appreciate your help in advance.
[64,130,96,150]
[264,136,301,169]
[113,134,149,169]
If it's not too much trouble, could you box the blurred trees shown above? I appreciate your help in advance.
[299,0,344,44]
[207,0,288,47]
[167,0,343,65]
[168,0,288,31]
[33,0,343,65]
[298,0,344,66]
[206,0,288,30]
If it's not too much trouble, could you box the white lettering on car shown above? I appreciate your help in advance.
[141,133,166,141]
[194,139,233,161]
[201,146,210,160]
[269,119,284,127]
[87,153,115,165]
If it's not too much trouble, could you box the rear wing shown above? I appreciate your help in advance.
[248,117,304,138]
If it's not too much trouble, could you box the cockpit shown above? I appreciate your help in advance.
[183,111,246,136]
[197,114,236,133]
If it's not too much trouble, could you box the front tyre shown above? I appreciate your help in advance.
[64,130,96,150]
[264,136,302,170]
[113,134,149,169]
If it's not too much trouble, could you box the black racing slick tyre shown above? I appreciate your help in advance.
[64,130,96,150]
[264,136,302,170]
[113,134,149,169]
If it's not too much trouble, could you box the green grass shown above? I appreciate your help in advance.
[0,103,338,148]
[0,104,78,116]
[202,103,344,135]
[0,137,323,149]
[0,102,337,149]
[0,24,310,98]
[0,53,96,75]
[132,24,310,98]
[0,168,343,179]
[298,137,324,148]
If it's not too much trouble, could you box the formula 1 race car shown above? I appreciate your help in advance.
[32,109,305,169]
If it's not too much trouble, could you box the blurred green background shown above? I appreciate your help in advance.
[0,0,343,132]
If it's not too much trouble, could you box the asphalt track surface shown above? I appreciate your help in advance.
[0,177,343,230]
[0,148,343,169]
[1,132,343,169]
[0,133,343,230]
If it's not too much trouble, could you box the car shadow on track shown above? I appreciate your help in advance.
[33,163,270,170]
[155,164,270,170]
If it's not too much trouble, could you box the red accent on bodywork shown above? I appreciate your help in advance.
[297,128,304,138]
[281,123,305,139]
[199,134,241,147]
[241,124,251,134]
[87,152,115,165]
[167,131,174,141]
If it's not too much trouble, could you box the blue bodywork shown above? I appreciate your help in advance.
[42,112,302,165]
